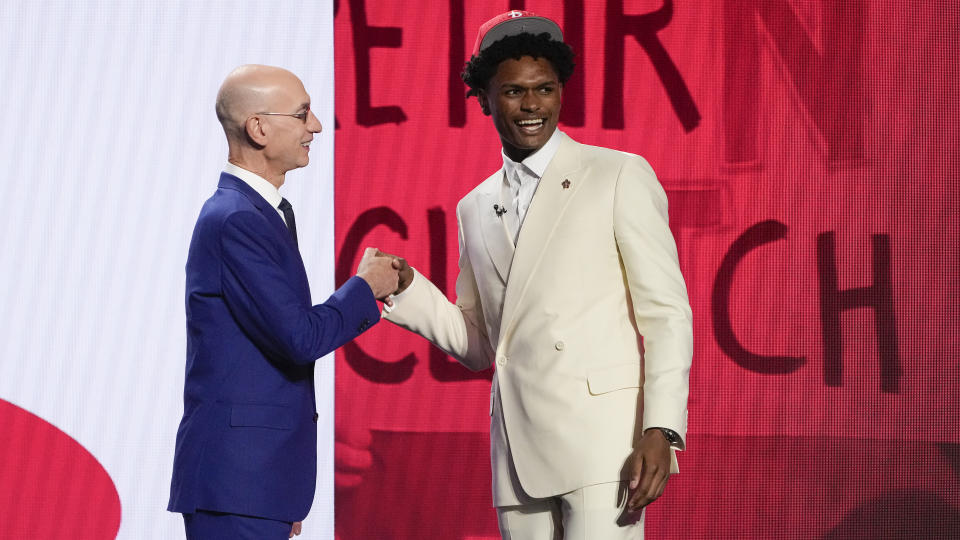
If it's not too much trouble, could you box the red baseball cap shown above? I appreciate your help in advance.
[471,10,564,57]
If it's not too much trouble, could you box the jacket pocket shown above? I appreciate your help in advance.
[587,363,641,395]
[230,403,294,430]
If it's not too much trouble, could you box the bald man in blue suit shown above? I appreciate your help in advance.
[167,65,400,539]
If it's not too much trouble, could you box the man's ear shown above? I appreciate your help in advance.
[477,92,491,116]
[245,115,269,146]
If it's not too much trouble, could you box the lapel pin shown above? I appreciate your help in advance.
[562,179,571,189]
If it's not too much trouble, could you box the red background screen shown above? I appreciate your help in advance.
[333,1,959,538]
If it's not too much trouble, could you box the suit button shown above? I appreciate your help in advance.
[496,355,506,367]
[555,341,565,351]
[313,412,319,423]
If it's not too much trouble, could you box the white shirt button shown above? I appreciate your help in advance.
[555,341,565,351]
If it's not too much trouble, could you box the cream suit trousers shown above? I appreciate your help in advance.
[496,482,644,540]
[494,397,644,540]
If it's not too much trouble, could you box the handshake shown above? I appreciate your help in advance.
[355,247,414,306]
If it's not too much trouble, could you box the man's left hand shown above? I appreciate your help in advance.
[289,521,302,537]
[373,250,414,295]
[625,429,671,512]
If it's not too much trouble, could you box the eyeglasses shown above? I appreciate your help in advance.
[255,108,310,122]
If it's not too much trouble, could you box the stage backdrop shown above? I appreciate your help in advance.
[333,1,960,539]
[0,2,337,538]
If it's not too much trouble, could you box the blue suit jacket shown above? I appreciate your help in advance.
[168,173,379,522]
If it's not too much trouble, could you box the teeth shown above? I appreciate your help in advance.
[517,119,543,126]
[301,141,311,147]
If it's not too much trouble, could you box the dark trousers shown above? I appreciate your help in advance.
[183,509,292,540]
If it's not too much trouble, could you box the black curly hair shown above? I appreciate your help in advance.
[461,32,576,98]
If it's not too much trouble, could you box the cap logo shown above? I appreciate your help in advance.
[471,10,563,57]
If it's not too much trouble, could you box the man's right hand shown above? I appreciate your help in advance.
[374,250,413,295]
[356,247,400,301]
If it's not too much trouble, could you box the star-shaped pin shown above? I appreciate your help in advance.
[562,179,571,189]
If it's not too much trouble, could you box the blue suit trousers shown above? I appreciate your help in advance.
[183,510,292,540]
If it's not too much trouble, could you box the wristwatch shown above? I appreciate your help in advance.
[648,427,683,448]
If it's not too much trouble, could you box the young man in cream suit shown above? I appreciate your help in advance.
[384,11,692,539]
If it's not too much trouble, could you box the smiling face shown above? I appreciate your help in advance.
[217,65,324,187]
[479,55,562,162]
[259,74,323,175]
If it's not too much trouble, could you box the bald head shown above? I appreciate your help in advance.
[215,65,321,186]
[215,64,305,143]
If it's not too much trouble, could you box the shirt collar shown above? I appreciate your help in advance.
[501,129,564,186]
[224,162,283,209]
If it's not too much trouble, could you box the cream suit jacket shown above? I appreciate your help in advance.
[386,133,692,504]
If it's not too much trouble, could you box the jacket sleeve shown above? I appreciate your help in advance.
[219,210,381,365]
[384,204,494,371]
[613,156,693,448]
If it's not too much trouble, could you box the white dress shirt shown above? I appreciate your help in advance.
[224,162,288,226]
[499,129,564,243]
[387,129,566,311]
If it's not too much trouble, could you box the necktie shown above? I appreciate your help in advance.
[278,198,298,246]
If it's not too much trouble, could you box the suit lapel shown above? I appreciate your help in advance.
[476,172,515,284]
[218,173,309,293]
[220,173,301,252]
[499,134,585,335]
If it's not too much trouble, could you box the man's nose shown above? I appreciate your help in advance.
[520,90,540,111]
[308,110,322,133]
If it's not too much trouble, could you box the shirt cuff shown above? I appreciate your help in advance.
[382,269,419,314]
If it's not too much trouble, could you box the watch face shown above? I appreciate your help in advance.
[660,428,680,444]
[648,427,680,445]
